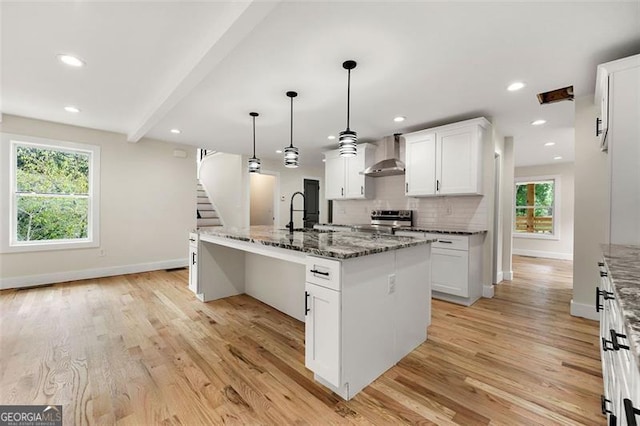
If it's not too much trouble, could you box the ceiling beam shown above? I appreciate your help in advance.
[127,0,280,143]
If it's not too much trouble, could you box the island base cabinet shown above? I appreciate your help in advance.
[304,282,341,388]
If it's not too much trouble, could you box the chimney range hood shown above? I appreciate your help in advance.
[361,134,405,177]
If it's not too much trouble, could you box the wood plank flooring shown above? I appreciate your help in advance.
[0,256,604,425]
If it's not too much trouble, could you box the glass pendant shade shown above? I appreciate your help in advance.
[283,91,299,168]
[284,145,299,168]
[248,112,261,173]
[248,156,261,173]
[339,60,358,158]
[338,129,358,157]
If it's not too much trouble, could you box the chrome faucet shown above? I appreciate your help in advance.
[287,191,306,233]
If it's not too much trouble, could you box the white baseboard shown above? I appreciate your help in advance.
[513,248,573,261]
[503,271,513,280]
[494,271,504,284]
[0,258,188,290]
[482,284,494,298]
[570,299,599,321]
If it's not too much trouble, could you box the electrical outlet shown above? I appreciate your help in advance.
[280,195,285,202]
[388,274,396,294]
[446,205,452,215]
[99,249,106,257]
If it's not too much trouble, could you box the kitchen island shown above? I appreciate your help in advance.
[189,226,434,400]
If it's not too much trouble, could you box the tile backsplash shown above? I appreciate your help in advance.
[332,175,488,228]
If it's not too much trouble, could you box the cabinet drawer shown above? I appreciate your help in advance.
[306,256,341,291]
[189,232,198,248]
[426,233,469,251]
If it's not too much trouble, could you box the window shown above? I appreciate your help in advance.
[2,134,100,252]
[514,177,558,238]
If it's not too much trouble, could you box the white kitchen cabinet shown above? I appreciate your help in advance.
[188,232,198,294]
[395,231,485,306]
[405,133,436,196]
[304,282,341,387]
[595,54,640,246]
[403,118,489,197]
[324,143,375,200]
[597,260,640,425]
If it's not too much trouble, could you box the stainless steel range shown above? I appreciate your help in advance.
[352,210,413,234]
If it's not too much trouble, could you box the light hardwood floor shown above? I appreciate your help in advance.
[0,256,603,425]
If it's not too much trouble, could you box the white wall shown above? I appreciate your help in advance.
[513,162,575,260]
[501,137,515,280]
[0,115,195,288]
[572,95,610,320]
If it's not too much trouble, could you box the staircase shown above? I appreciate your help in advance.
[197,181,222,229]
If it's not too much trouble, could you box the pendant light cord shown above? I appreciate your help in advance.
[252,115,256,157]
[346,68,351,130]
[290,96,294,148]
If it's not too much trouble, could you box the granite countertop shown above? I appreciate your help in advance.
[601,244,640,371]
[314,223,487,235]
[198,226,435,260]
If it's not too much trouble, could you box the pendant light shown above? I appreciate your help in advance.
[339,60,358,157]
[284,91,299,168]
[248,112,261,173]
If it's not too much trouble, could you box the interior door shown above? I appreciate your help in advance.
[304,179,320,228]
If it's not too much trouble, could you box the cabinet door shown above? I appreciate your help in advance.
[188,246,198,293]
[437,126,481,195]
[405,134,436,196]
[305,282,341,387]
[431,248,469,297]
[599,74,609,148]
[325,156,345,200]
[345,153,366,199]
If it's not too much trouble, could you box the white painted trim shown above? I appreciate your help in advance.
[494,271,504,284]
[512,248,573,260]
[0,258,187,290]
[482,284,494,298]
[503,271,513,280]
[570,299,599,321]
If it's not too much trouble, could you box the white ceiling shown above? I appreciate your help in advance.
[2,1,639,168]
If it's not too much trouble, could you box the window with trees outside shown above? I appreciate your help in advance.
[6,136,100,251]
[515,178,556,236]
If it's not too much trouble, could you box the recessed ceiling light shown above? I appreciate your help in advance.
[64,106,80,113]
[170,128,181,134]
[507,81,526,91]
[394,116,406,123]
[327,135,336,140]
[531,119,547,126]
[57,54,85,67]
[554,156,563,160]
[545,142,555,146]
[275,149,283,154]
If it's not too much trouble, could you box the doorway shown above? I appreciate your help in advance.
[250,173,276,226]
[304,179,320,228]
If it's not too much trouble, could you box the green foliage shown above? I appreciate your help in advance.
[15,145,90,242]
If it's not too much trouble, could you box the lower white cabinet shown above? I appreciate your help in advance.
[395,231,485,306]
[188,233,198,294]
[598,260,640,425]
[304,282,341,387]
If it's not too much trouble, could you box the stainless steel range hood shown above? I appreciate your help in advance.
[361,134,405,177]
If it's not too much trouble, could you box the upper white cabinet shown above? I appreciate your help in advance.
[324,143,375,200]
[596,54,640,245]
[404,118,490,197]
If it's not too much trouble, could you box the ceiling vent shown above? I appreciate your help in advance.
[537,86,574,105]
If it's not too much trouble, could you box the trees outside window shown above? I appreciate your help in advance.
[515,179,555,235]
[5,136,100,252]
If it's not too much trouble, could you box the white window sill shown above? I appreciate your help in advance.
[513,232,559,241]
[3,239,99,253]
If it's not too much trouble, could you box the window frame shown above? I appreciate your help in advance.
[1,133,100,253]
[513,175,560,241]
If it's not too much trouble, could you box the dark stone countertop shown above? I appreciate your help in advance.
[314,223,487,235]
[601,244,640,372]
[197,226,435,260]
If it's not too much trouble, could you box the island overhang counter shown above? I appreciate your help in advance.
[189,226,434,400]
